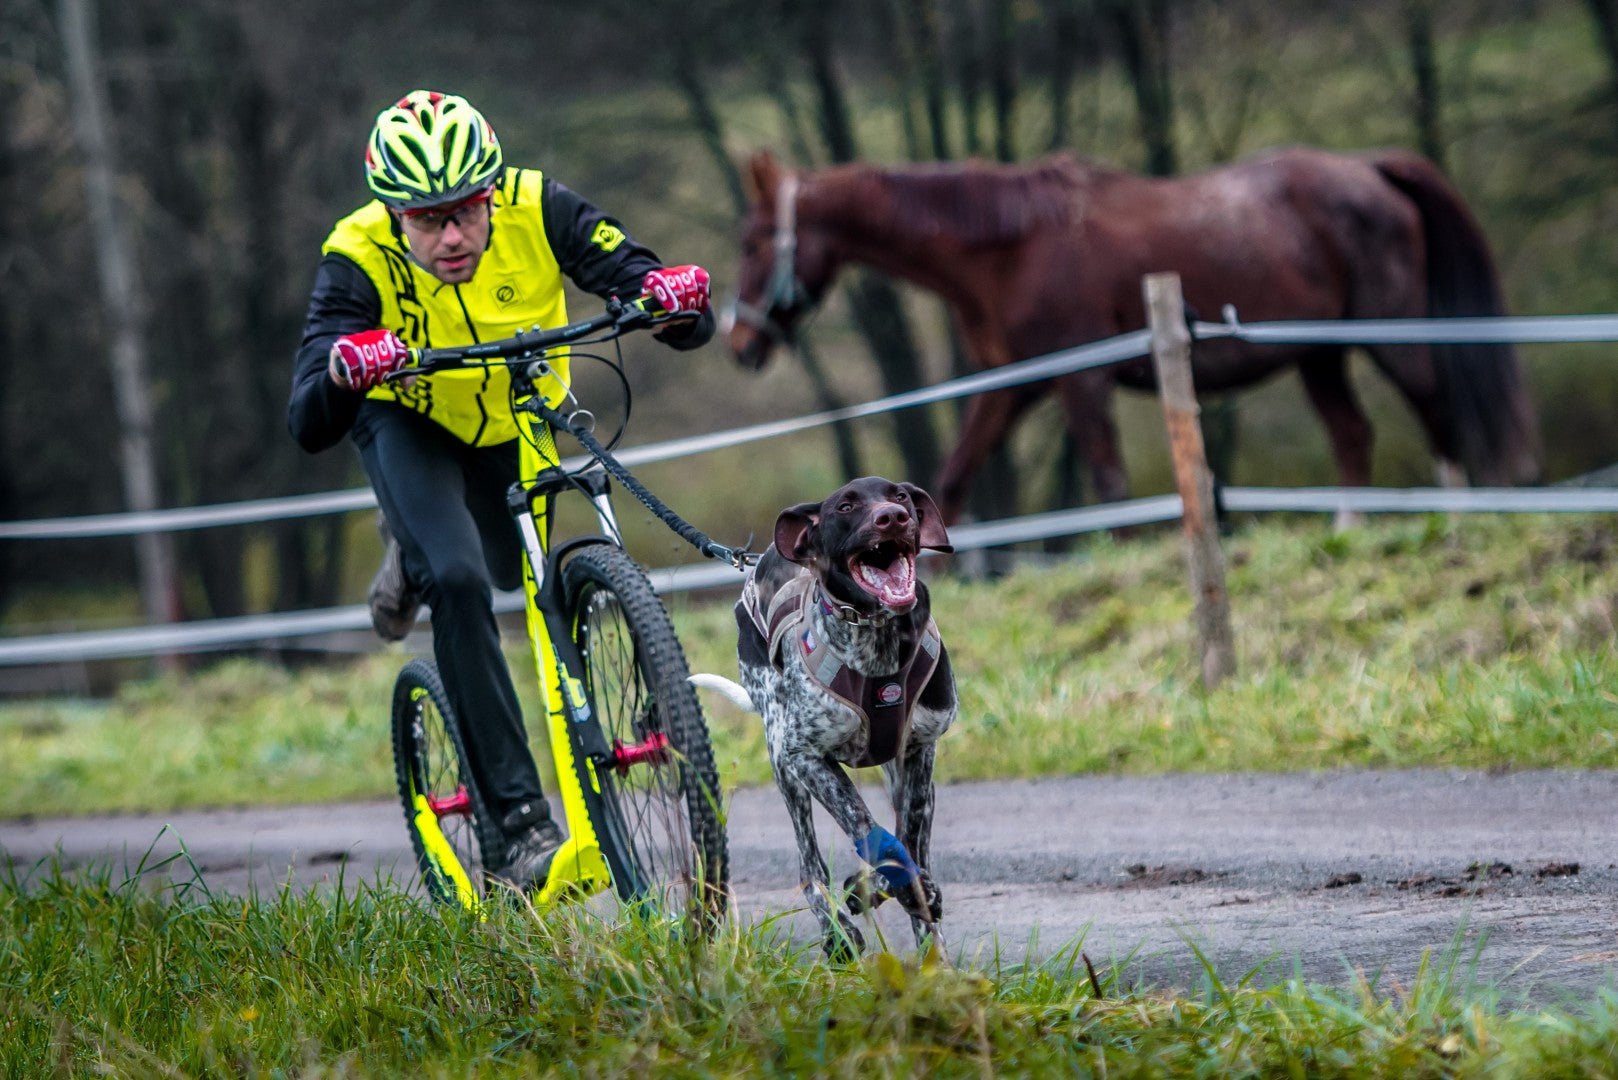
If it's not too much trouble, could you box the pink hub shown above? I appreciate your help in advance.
[428,786,473,818]
[613,731,672,774]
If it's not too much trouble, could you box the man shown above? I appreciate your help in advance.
[288,90,713,890]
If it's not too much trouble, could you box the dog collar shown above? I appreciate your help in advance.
[816,587,897,627]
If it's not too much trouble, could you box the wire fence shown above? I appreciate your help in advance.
[6,310,1618,666]
[0,328,1155,541]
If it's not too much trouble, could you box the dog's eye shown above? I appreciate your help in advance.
[895,491,910,502]
[837,502,853,513]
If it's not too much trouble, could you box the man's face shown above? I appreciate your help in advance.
[396,189,493,284]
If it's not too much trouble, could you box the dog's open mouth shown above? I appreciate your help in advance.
[850,541,918,610]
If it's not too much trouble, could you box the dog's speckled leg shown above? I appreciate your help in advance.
[889,742,943,945]
[772,754,867,960]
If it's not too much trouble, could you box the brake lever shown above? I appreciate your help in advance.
[614,303,658,330]
[384,348,435,383]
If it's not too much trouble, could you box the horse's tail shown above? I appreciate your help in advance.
[1369,150,1541,484]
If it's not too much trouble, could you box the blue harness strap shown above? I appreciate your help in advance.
[855,824,922,893]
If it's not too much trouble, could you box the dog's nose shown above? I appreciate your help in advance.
[873,503,911,531]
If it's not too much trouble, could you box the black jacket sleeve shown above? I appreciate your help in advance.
[541,178,714,351]
[287,253,381,452]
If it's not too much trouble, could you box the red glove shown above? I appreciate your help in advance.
[329,329,408,391]
[642,264,711,317]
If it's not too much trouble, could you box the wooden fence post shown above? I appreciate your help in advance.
[1145,273,1237,688]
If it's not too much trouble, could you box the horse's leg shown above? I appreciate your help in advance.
[1054,371,1128,505]
[934,386,1041,524]
[1298,349,1374,530]
[1361,342,1467,488]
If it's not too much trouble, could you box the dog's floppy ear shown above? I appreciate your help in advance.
[901,483,953,553]
[773,501,822,564]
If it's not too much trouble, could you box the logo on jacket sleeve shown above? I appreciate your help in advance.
[591,221,627,253]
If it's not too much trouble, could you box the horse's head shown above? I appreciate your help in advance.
[725,151,836,371]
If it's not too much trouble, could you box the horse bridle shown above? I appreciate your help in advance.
[722,175,812,347]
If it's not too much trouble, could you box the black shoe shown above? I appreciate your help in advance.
[490,803,564,893]
[368,513,422,642]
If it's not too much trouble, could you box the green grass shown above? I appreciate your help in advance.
[5,513,1618,818]
[2,861,1616,1076]
[683,513,1618,785]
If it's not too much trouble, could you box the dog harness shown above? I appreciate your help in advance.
[744,573,943,768]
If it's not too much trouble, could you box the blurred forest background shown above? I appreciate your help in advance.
[5,0,1618,637]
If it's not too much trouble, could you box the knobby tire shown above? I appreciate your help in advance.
[391,658,502,907]
[562,542,729,927]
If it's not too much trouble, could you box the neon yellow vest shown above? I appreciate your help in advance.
[322,166,569,447]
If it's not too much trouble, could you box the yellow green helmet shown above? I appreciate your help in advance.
[364,90,503,209]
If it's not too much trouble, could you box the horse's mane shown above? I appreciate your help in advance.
[834,157,1086,248]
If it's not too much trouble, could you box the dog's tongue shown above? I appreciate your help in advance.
[855,555,917,609]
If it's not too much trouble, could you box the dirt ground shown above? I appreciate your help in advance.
[4,769,1615,1002]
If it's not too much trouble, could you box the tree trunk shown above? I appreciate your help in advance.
[233,66,338,614]
[760,55,819,166]
[1108,0,1177,176]
[801,2,942,485]
[988,0,1018,162]
[797,336,864,482]
[952,0,984,156]
[845,275,941,483]
[1041,0,1090,516]
[0,78,14,613]
[671,45,749,218]
[58,0,183,631]
[907,0,953,159]
[1586,0,1618,110]
[1405,1,1447,171]
[803,7,859,163]
[135,4,252,620]
[874,0,926,160]
[1047,0,1084,150]
[754,46,863,480]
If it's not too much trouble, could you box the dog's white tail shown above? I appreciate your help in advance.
[687,673,757,713]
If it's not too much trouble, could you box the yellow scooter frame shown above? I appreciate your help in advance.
[411,431,622,911]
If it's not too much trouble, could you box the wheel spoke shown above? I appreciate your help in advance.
[582,585,701,909]
[564,547,725,925]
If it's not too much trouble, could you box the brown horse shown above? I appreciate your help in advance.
[727,150,1541,523]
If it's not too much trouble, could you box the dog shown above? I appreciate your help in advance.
[699,477,958,959]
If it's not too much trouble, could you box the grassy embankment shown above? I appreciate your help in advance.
[4,512,1618,818]
[2,861,1616,1076]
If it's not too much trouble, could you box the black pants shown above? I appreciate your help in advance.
[356,405,545,826]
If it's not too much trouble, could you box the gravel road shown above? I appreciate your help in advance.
[4,769,1615,1001]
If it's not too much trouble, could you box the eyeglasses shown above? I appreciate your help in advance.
[400,188,493,232]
